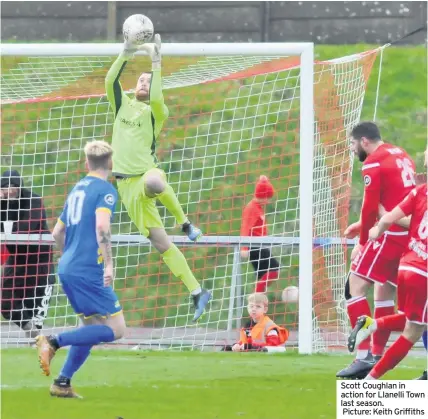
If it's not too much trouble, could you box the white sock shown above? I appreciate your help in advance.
[191,287,202,296]
[364,374,376,380]
[356,349,369,360]
[368,321,378,333]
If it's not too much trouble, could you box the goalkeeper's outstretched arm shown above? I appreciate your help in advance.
[105,51,128,116]
[147,34,169,122]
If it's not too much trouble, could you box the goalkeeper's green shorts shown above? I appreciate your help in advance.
[117,168,165,238]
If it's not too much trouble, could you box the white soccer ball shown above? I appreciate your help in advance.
[282,286,299,303]
[123,14,154,45]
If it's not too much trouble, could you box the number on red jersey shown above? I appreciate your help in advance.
[396,158,416,188]
[417,210,428,240]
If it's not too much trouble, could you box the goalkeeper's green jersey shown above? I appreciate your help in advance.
[105,54,169,177]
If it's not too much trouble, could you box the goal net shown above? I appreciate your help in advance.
[0,43,379,352]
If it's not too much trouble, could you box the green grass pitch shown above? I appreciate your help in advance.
[1,349,426,419]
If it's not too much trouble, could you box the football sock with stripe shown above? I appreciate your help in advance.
[346,296,372,353]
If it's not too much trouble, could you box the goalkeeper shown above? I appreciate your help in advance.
[105,34,211,322]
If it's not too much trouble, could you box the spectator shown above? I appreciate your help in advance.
[224,293,289,352]
[240,175,280,293]
[0,170,54,338]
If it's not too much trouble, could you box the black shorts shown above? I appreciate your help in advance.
[249,248,280,279]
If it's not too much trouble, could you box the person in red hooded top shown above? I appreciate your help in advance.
[240,176,279,293]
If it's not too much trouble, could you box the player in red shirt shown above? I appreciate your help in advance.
[240,176,279,293]
[336,122,416,379]
[347,149,427,380]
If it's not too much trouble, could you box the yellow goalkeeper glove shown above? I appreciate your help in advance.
[122,34,161,69]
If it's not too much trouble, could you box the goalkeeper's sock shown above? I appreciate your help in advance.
[60,345,92,379]
[162,244,200,293]
[157,183,188,225]
[54,325,115,348]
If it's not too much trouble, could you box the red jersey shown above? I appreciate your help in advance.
[241,199,267,237]
[359,143,416,245]
[398,184,428,274]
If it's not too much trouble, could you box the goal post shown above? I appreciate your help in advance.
[1,42,379,353]
[297,43,314,355]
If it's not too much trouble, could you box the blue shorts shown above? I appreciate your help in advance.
[59,274,122,319]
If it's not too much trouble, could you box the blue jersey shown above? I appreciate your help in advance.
[57,174,117,278]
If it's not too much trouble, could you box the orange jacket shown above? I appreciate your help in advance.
[239,315,289,348]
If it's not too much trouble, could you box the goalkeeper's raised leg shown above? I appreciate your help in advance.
[105,34,211,322]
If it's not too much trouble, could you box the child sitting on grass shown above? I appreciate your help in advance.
[232,293,289,352]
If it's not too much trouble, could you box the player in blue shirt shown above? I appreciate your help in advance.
[35,140,126,398]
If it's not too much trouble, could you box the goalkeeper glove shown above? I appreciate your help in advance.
[122,40,139,60]
[121,34,162,68]
[138,34,162,69]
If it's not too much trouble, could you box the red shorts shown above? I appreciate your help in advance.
[397,266,428,324]
[351,232,408,286]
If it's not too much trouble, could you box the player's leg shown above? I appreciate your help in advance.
[349,269,413,353]
[336,272,374,379]
[369,237,405,358]
[346,273,373,357]
[338,236,403,379]
[360,269,427,380]
[143,168,202,241]
[36,275,123,377]
[371,281,396,358]
[348,313,406,354]
[251,248,279,293]
[48,316,89,399]
[118,176,211,321]
[50,312,126,398]
[365,321,426,380]
[149,227,211,321]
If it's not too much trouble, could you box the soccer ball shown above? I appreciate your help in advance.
[123,14,154,45]
[281,286,299,303]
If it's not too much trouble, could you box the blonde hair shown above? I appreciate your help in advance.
[84,140,113,170]
[247,292,269,307]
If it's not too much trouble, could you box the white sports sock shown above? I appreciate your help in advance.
[368,321,378,333]
[356,349,369,360]
[364,374,376,380]
[191,287,202,296]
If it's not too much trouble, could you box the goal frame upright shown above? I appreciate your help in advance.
[1,42,315,354]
